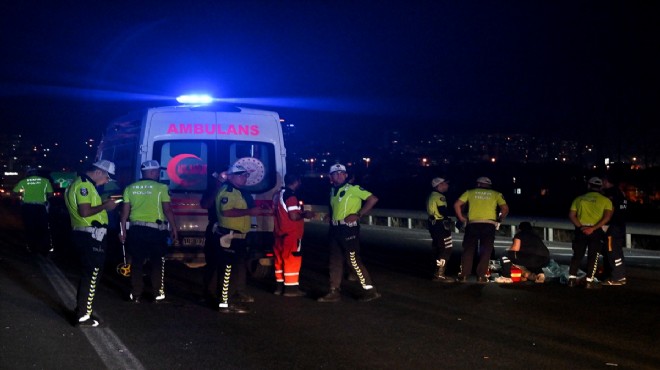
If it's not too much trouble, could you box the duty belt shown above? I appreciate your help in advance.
[73,226,107,241]
[212,223,247,238]
[131,221,169,231]
[468,220,498,225]
[331,220,358,227]
[73,226,99,233]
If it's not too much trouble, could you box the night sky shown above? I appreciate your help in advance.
[1,1,658,149]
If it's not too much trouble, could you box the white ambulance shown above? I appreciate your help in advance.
[96,98,285,276]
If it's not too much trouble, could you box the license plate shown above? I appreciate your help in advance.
[182,237,205,246]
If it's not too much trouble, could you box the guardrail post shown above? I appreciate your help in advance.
[547,228,554,242]
[408,218,412,229]
[626,233,632,249]
[368,215,373,225]
[387,217,392,227]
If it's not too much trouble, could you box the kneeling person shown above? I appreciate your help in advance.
[497,222,550,283]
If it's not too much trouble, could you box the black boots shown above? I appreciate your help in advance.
[317,288,341,302]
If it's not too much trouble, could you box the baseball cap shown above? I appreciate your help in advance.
[588,177,603,186]
[141,160,160,170]
[93,160,116,176]
[227,163,248,175]
[431,177,447,187]
[476,176,492,185]
[329,164,347,174]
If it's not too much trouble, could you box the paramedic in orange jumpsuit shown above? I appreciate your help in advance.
[272,173,314,297]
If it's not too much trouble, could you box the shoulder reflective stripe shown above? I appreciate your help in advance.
[286,206,301,211]
[278,189,288,213]
[157,192,164,219]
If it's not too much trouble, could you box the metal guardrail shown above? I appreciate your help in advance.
[306,205,660,250]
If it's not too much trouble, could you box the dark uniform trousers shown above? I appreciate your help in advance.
[605,225,626,281]
[203,222,218,297]
[461,223,496,278]
[210,230,248,306]
[328,224,373,290]
[570,227,605,279]
[127,225,168,297]
[72,230,106,319]
[21,203,50,255]
[428,221,452,263]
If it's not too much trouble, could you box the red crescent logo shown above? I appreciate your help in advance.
[167,154,206,187]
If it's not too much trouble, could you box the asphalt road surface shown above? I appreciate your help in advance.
[1,222,659,370]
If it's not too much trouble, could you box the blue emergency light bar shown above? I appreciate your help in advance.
[176,94,214,104]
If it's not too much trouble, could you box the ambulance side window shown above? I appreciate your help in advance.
[155,141,209,193]
[228,142,276,193]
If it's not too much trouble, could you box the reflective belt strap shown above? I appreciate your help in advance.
[132,221,169,230]
[73,226,96,233]
[331,220,358,227]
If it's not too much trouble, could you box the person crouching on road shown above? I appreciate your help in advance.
[495,222,550,284]
[212,163,271,314]
[426,177,455,282]
[64,160,119,327]
[318,164,380,303]
[272,173,315,297]
[119,160,178,303]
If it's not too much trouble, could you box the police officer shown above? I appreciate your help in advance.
[272,173,314,297]
[601,174,628,286]
[64,160,119,327]
[120,160,178,303]
[454,177,509,283]
[318,164,380,302]
[426,177,454,282]
[12,167,53,255]
[213,163,271,314]
[200,170,227,304]
[568,177,613,289]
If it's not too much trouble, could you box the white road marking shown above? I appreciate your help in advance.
[38,256,145,370]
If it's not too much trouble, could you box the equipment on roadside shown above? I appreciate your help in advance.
[116,229,131,277]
